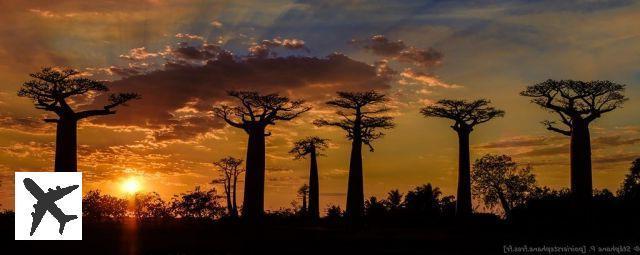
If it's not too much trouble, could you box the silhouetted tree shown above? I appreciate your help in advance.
[82,190,128,222]
[618,158,640,201]
[404,184,442,218]
[289,136,328,220]
[471,154,536,219]
[266,204,298,218]
[421,99,504,216]
[134,192,172,221]
[314,91,395,223]
[325,205,343,220]
[364,196,387,220]
[593,189,615,201]
[213,91,310,219]
[213,157,245,217]
[170,186,224,220]
[17,67,140,172]
[297,184,309,214]
[384,189,403,213]
[439,195,457,216]
[528,186,571,201]
[521,80,627,205]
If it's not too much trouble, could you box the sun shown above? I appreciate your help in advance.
[121,177,141,194]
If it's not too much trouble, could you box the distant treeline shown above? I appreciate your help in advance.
[78,157,639,224]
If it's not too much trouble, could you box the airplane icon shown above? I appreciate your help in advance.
[23,178,79,236]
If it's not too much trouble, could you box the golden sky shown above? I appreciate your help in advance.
[1,0,640,211]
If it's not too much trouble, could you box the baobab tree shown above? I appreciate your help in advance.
[521,80,627,205]
[472,154,536,220]
[314,91,395,222]
[213,156,245,217]
[17,67,140,172]
[297,184,309,214]
[421,99,504,216]
[289,136,328,220]
[213,91,310,219]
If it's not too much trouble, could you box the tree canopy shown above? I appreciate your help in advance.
[213,90,311,131]
[213,157,245,180]
[420,99,504,132]
[18,67,140,121]
[472,154,536,215]
[289,136,329,159]
[520,79,627,135]
[314,91,395,151]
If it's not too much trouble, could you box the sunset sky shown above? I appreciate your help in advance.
[1,0,639,211]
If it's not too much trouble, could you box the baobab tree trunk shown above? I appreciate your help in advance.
[225,179,233,216]
[308,147,320,220]
[242,125,266,220]
[456,129,472,216]
[54,117,78,172]
[232,175,239,217]
[346,124,364,223]
[570,119,593,207]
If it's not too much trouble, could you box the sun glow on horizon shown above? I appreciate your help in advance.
[121,177,142,194]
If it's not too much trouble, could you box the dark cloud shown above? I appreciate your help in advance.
[108,66,142,77]
[503,0,635,15]
[358,35,406,56]
[169,43,222,61]
[593,135,640,147]
[116,42,224,71]
[0,113,54,134]
[480,134,640,151]
[351,35,443,68]
[90,52,388,140]
[477,136,558,149]
[153,115,223,141]
[593,153,639,165]
[516,144,569,157]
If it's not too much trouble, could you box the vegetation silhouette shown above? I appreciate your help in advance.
[471,154,536,220]
[520,79,627,207]
[213,91,310,220]
[421,99,504,216]
[17,67,140,172]
[82,190,128,222]
[3,157,636,254]
[134,192,172,221]
[212,156,245,218]
[314,90,395,224]
[289,136,328,220]
[618,158,640,201]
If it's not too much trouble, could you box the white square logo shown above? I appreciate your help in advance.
[15,172,82,240]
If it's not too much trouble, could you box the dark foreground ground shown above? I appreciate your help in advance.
[2,214,639,255]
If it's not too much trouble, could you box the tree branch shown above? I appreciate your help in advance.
[213,105,245,129]
[76,93,140,120]
[542,120,571,136]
